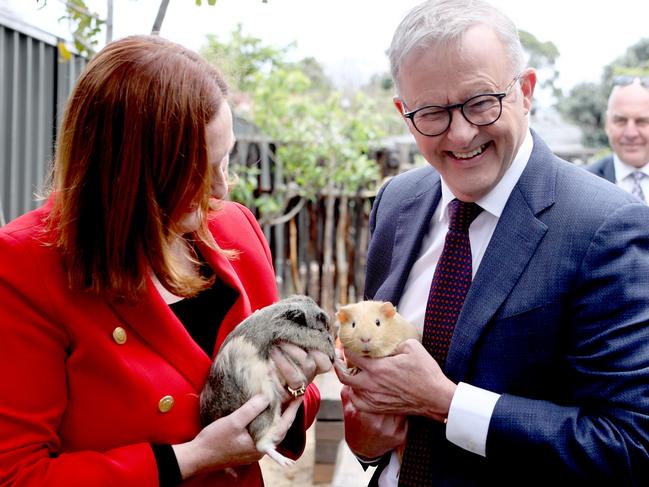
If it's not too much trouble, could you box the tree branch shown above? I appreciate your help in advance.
[59,0,102,21]
[151,0,171,34]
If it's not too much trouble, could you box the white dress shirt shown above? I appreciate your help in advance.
[613,155,649,202]
[377,130,534,486]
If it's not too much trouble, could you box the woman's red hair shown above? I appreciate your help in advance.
[50,35,230,300]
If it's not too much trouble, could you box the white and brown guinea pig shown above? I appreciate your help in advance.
[336,300,420,374]
[199,295,336,467]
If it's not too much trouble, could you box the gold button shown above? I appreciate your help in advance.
[112,327,127,345]
[158,395,175,413]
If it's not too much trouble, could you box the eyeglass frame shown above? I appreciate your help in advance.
[401,75,522,137]
[612,75,649,89]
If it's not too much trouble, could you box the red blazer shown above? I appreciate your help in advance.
[0,199,320,486]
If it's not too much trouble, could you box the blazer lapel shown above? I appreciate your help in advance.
[108,245,251,389]
[109,280,211,391]
[445,132,556,382]
[375,172,441,306]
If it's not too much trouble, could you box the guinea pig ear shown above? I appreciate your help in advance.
[280,308,308,327]
[336,309,349,324]
[380,301,396,319]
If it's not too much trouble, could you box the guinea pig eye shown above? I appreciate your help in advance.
[351,321,355,328]
[375,319,381,327]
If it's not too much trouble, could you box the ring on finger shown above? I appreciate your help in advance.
[287,382,306,398]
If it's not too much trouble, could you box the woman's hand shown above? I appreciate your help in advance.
[173,394,302,479]
[270,343,332,405]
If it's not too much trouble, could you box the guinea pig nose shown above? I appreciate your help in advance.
[361,337,371,343]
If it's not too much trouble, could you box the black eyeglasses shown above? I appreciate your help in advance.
[402,76,521,137]
[612,75,649,88]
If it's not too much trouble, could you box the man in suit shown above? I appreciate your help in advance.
[334,0,649,485]
[587,76,649,203]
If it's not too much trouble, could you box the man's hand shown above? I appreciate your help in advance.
[335,339,456,423]
[339,383,408,460]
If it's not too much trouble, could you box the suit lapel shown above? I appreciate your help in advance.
[603,156,616,184]
[375,173,441,305]
[445,132,556,381]
[445,187,548,381]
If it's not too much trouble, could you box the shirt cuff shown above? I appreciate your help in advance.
[445,382,500,457]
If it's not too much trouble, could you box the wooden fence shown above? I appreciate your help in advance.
[231,135,387,317]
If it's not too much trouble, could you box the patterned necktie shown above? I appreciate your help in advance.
[630,171,646,203]
[398,199,483,487]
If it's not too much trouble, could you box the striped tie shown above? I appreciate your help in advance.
[630,171,646,203]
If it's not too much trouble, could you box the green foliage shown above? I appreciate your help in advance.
[56,0,229,59]
[559,38,649,149]
[287,56,333,94]
[201,27,386,224]
[60,0,105,57]
[200,25,293,93]
[519,29,561,100]
[605,38,649,77]
[519,30,559,66]
[360,72,404,136]
[249,68,383,221]
[228,165,260,209]
[558,82,609,147]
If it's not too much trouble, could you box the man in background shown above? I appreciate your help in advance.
[587,76,649,202]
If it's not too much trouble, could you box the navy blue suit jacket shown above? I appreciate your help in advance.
[586,154,616,183]
[364,132,649,485]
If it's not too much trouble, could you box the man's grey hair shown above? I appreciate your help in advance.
[388,0,526,92]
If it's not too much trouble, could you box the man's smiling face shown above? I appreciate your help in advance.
[394,24,535,202]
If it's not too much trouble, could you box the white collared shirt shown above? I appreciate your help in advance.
[377,130,534,486]
[613,154,649,202]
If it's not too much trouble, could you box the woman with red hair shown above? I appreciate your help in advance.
[0,35,328,486]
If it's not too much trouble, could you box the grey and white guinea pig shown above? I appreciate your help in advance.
[199,295,335,467]
[336,300,420,374]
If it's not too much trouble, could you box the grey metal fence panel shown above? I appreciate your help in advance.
[0,21,86,225]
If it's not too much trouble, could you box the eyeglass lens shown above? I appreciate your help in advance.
[413,94,503,136]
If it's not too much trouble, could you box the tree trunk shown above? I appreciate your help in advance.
[105,0,113,42]
[356,198,371,299]
[307,201,320,303]
[321,164,336,316]
[298,207,308,295]
[151,0,171,34]
[289,217,303,294]
[335,194,349,306]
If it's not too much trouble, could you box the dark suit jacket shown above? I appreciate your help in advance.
[586,154,616,183]
[363,132,649,486]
